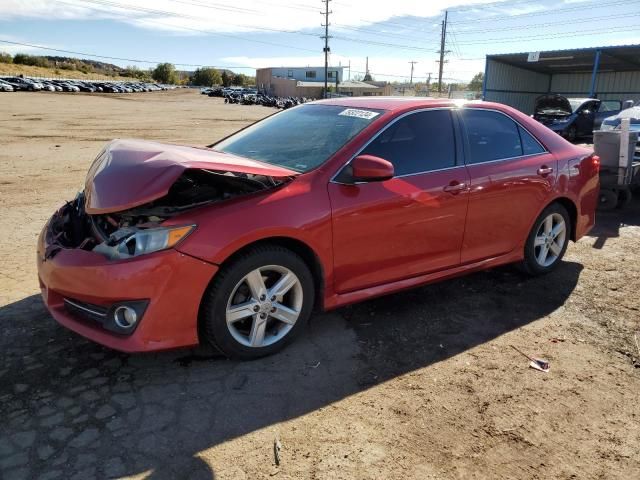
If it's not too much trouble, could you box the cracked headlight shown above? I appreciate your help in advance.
[93,225,196,260]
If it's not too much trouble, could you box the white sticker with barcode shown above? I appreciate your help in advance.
[338,108,380,120]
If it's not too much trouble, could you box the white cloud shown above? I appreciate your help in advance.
[0,0,508,34]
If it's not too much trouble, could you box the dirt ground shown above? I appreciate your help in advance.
[1,90,639,480]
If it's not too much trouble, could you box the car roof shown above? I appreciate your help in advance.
[310,96,462,112]
[308,96,526,116]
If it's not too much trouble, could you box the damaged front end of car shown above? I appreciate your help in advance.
[45,168,292,261]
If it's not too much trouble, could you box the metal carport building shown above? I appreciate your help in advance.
[482,44,640,114]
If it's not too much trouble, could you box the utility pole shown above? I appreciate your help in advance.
[437,10,449,94]
[408,61,417,85]
[426,72,432,90]
[321,0,332,98]
[348,59,351,81]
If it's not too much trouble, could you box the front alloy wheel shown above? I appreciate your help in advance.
[521,203,571,275]
[226,266,303,348]
[201,245,314,359]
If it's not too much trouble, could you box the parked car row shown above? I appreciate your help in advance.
[0,76,175,93]
[200,86,312,109]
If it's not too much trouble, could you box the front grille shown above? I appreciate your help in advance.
[64,298,108,325]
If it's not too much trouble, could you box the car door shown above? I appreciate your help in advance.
[457,108,556,264]
[574,100,599,135]
[328,109,470,294]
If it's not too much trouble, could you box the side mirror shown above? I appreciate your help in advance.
[351,155,394,182]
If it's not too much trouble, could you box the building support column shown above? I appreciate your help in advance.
[589,49,601,98]
[482,56,488,100]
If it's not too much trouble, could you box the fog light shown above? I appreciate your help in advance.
[113,305,138,329]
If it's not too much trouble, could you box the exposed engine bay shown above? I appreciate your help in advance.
[46,169,289,259]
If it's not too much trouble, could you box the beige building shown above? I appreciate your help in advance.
[256,66,391,98]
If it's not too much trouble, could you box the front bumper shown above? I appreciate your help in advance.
[37,224,218,352]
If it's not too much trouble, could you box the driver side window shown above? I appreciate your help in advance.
[361,110,456,176]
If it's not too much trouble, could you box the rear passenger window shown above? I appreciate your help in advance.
[460,109,523,164]
[518,126,545,155]
[361,110,455,176]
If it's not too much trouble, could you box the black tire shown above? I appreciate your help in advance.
[520,203,571,276]
[565,126,577,142]
[201,245,315,360]
[616,189,632,209]
[598,189,618,211]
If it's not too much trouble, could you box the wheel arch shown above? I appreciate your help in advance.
[551,197,578,242]
[197,236,326,342]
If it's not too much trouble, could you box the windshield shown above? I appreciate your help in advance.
[214,104,384,172]
[569,99,585,112]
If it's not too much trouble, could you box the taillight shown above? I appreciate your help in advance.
[591,154,600,174]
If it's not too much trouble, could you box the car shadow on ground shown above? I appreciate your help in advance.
[0,260,584,480]
[588,194,640,249]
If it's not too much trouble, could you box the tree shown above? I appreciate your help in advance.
[191,67,222,86]
[220,70,231,87]
[0,52,12,64]
[468,72,484,91]
[231,73,247,86]
[152,63,178,84]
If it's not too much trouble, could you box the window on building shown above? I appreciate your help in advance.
[287,70,293,78]
[305,71,317,79]
[361,110,456,176]
[328,71,335,79]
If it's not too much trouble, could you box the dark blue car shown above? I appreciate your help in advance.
[533,94,625,142]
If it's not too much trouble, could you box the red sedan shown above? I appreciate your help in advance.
[37,98,600,359]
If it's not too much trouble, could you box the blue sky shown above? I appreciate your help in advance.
[1,0,639,82]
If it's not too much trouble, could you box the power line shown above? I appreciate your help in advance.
[54,0,319,52]
[333,23,440,42]
[450,0,640,24]
[451,11,640,35]
[0,39,201,67]
[63,0,443,54]
[70,0,317,37]
[454,24,640,45]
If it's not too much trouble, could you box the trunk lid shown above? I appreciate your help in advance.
[84,139,298,214]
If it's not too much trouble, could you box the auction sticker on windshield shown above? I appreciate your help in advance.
[338,108,380,120]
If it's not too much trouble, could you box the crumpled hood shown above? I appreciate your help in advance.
[84,139,298,214]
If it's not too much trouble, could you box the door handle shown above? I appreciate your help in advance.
[443,181,468,194]
[537,166,554,176]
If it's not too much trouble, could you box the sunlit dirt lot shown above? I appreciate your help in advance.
[1,89,639,480]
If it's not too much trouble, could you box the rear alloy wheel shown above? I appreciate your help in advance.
[201,246,314,359]
[521,203,571,275]
[565,126,577,142]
